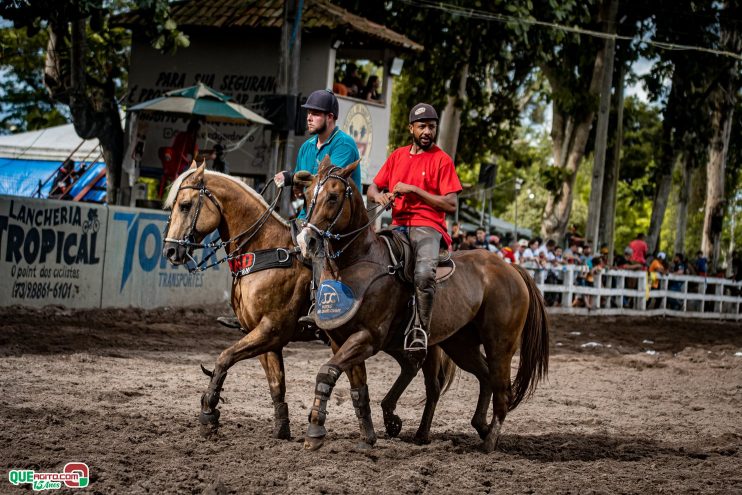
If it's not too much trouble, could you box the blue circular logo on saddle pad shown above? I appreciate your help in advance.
[316,280,357,321]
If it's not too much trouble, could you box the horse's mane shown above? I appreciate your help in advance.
[163,168,288,226]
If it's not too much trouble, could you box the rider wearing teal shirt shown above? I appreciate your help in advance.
[275,90,361,218]
[295,126,361,193]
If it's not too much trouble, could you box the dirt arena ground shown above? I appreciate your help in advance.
[0,305,740,494]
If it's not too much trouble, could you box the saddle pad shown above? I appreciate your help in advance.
[315,279,363,330]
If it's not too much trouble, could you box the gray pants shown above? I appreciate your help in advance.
[408,226,441,332]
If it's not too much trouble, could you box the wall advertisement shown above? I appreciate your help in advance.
[102,205,229,308]
[0,196,230,309]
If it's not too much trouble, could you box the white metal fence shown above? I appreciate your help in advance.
[524,266,742,320]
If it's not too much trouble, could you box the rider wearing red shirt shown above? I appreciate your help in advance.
[368,103,462,352]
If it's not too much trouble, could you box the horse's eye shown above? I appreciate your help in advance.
[179,202,191,213]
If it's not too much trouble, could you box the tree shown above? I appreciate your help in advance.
[701,2,742,270]
[0,0,187,203]
[0,27,68,133]
[640,0,718,255]
[516,0,616,244]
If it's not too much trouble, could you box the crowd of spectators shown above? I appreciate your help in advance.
[447,223,742,308]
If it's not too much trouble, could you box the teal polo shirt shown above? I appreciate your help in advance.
[295,127,361,218]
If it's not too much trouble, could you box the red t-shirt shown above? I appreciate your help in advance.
[374,145,462,246]
[629,239,648,264]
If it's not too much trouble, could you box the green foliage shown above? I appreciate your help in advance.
[618,96,662,197]
[0,27,68,133]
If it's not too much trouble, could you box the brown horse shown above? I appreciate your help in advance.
[161,162,456,443]
[297,158,550,452]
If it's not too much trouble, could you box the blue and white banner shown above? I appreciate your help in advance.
[101,205,229,308]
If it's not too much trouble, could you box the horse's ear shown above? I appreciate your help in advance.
[318,155,333,175]
[188,160,198,170]
[338,159,360,179]
[193,161,206,182]
[294,170,314,187]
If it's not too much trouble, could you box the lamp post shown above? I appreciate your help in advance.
[514,178,523,238]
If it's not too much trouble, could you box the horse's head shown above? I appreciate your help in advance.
[297,155,361,259]
[162,161,223,265]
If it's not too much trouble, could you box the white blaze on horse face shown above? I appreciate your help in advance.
[297,227,311,257]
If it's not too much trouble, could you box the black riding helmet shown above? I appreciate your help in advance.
[302,89,339,119]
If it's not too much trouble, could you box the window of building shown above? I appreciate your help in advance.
[333,58,385,105]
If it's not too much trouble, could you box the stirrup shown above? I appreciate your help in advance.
[404,325,428,351]
[298,304,316,326]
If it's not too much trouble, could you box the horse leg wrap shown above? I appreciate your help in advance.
[351,385,372,419]
[306,364,341,438]
[351,384,377,445]
[274,401,289,423]
[272,401,291,439]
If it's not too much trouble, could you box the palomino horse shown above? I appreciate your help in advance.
[297,158,550,452]
[162,162,456,443]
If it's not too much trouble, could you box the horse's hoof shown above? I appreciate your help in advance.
[482,420,502,453]
[384,414,402,438]
[475,425,490,440]
[272,421,291,440]
[354,442,373,452]
[199,409,220,426]
[413,434,431,445]
[482,436,498,453]
[303,436,325,451]
[200,422,219,439]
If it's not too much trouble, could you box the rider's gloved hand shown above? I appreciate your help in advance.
[274,171,293,187]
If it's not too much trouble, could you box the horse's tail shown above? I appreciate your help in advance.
[509,264,550,411]
[438,347,458,396]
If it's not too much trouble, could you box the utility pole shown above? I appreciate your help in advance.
[274,0,303,213]
[514,178,523,239]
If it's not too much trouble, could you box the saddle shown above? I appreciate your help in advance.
[377,229,455,285]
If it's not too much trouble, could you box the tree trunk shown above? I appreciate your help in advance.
[44,20,124,204]
[541,108,594,243]
[438,61,469,160]
[540,0,616,244]
[702,106,733,268]
[585,0,619,250]
[599,62,626,266]
[646,76,682,255]
[674,153,693,255]
[701,2,740,271]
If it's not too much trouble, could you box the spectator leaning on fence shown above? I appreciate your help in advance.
[649,252,667,289]
[521,238,539,267]
[693,250,708,276]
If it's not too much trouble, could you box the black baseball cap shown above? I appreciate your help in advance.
[302,89,339,118]
[409,103,438,123]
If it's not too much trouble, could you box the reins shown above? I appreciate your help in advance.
[164,179,290,273]
[304,167,394,260]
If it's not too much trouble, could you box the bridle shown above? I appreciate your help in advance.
[164,178,285,272]
[304,167,393,260]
